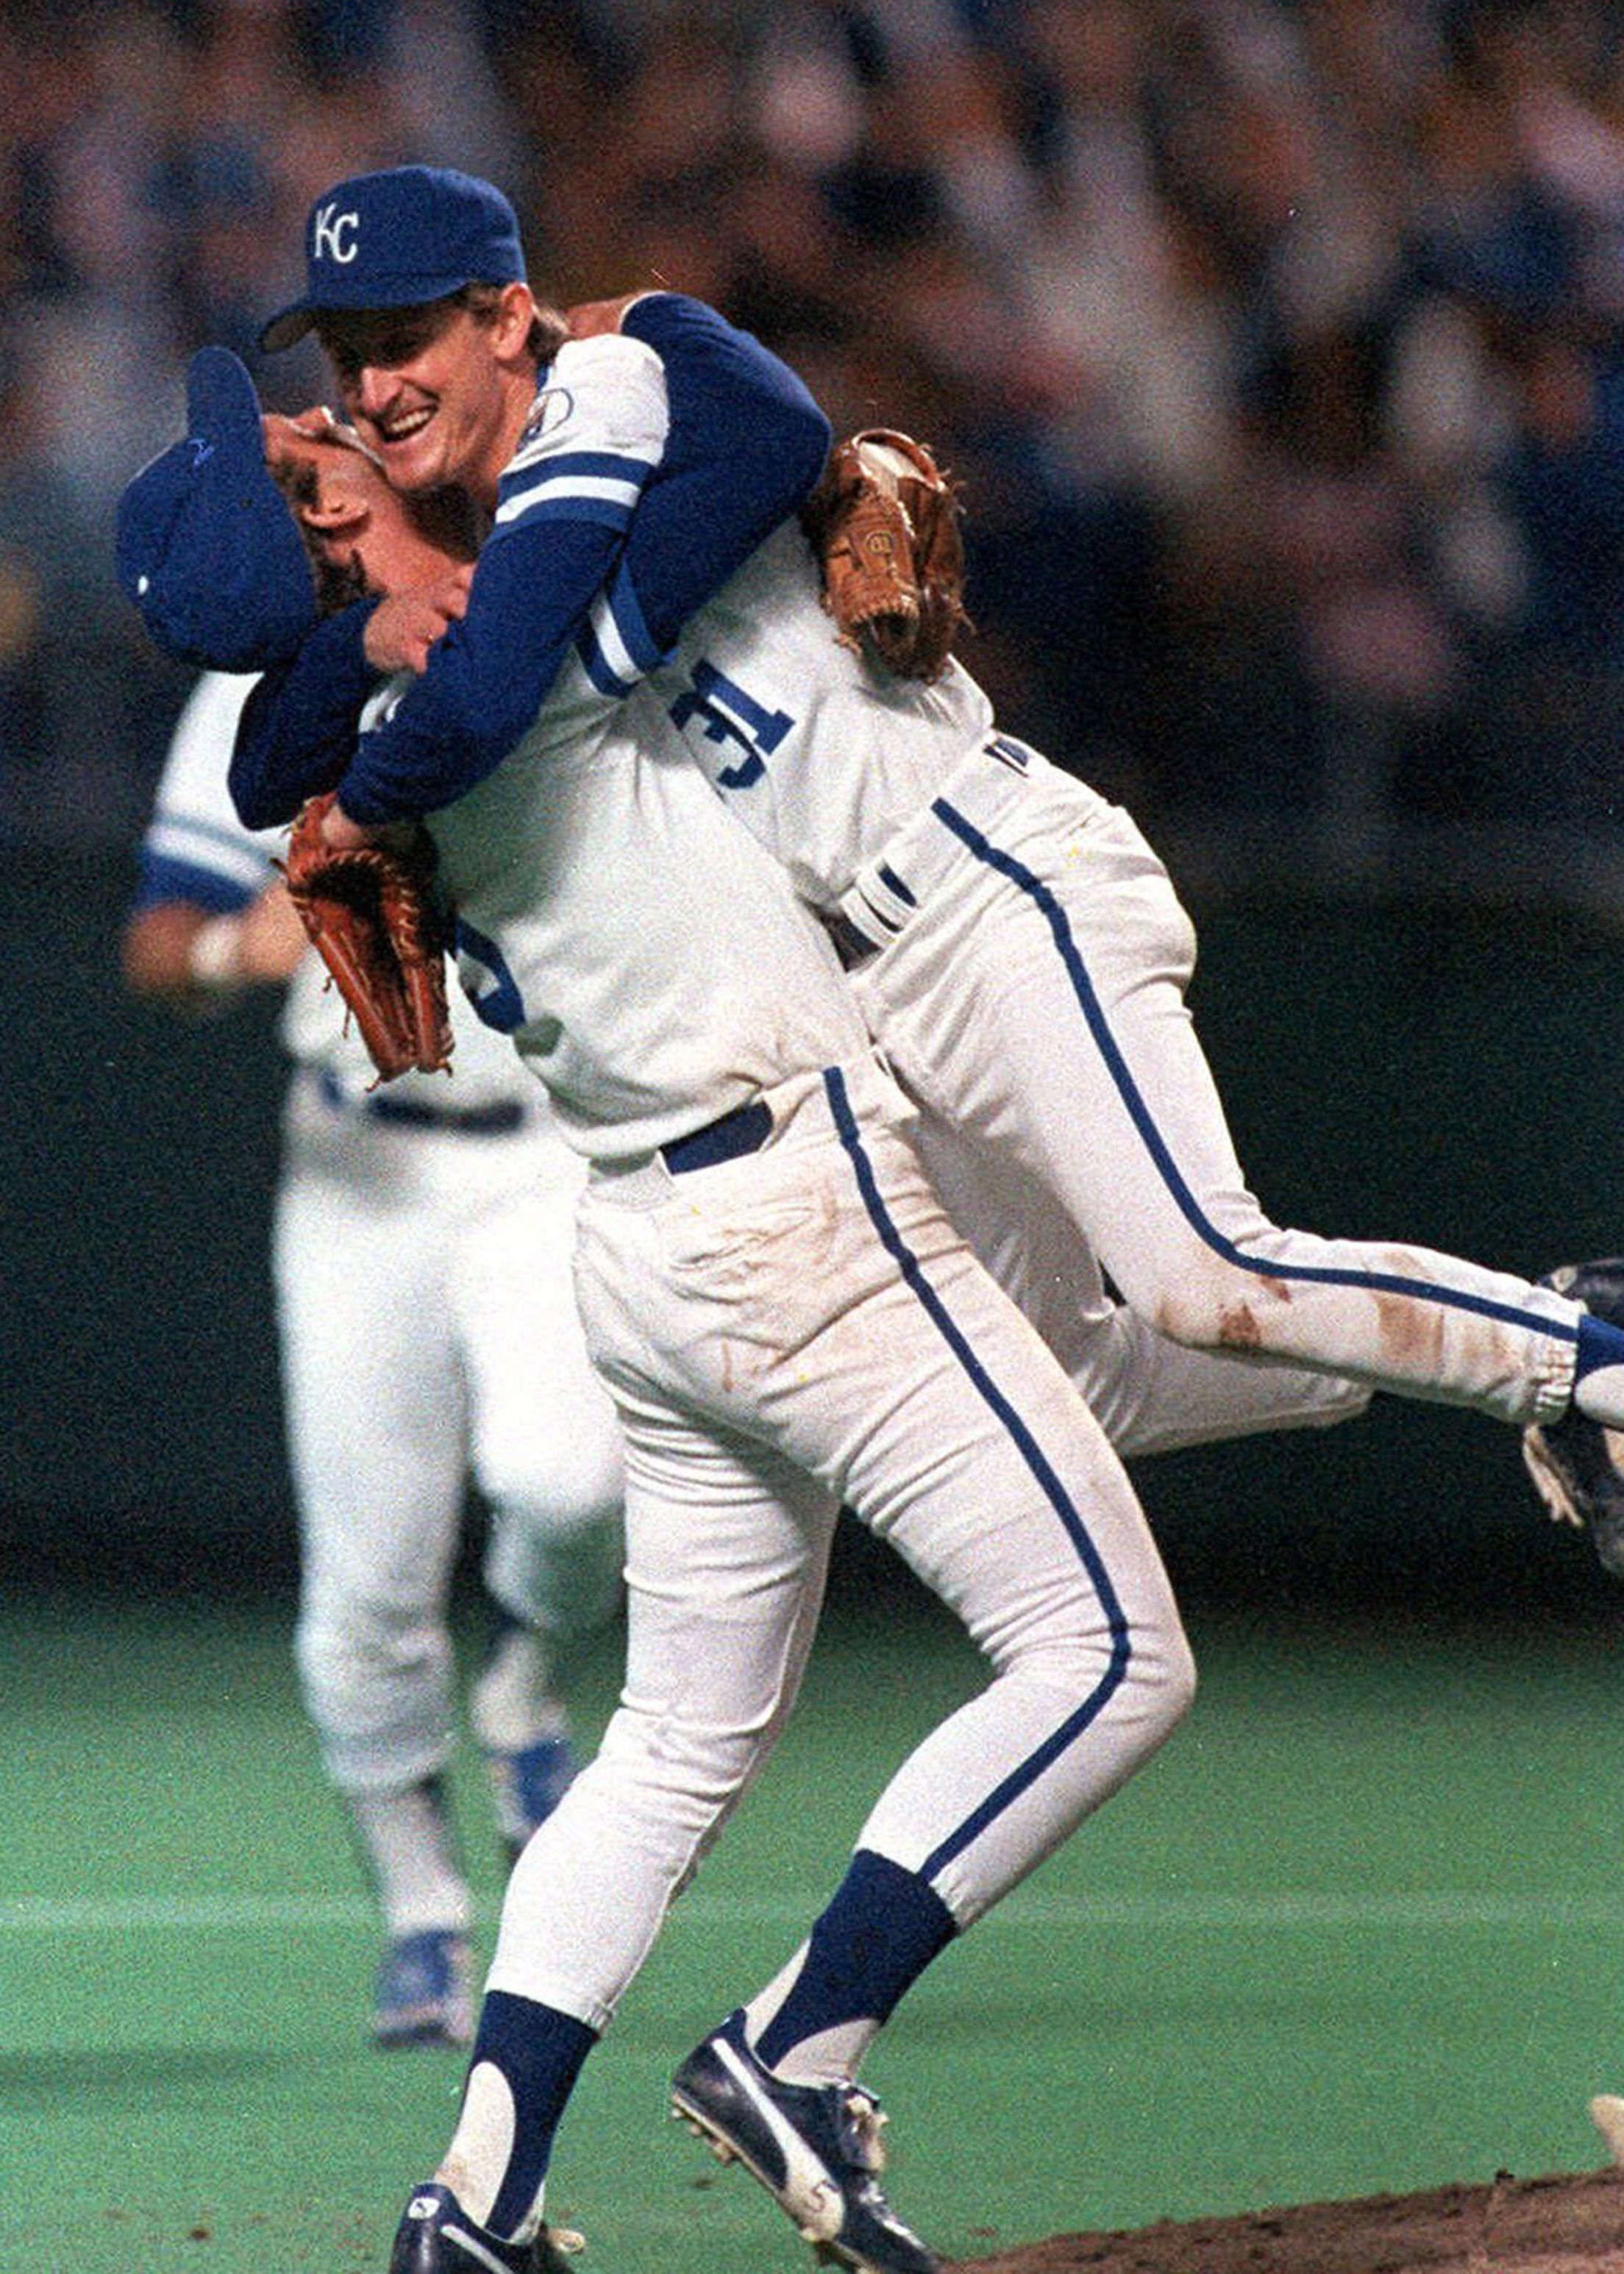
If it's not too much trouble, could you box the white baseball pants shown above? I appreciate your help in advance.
[911,1095,1372,1454]
[483,1054,1194,2032]
[845,745,1581,1431]
[274,1074,624,1798]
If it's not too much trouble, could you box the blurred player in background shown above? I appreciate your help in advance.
[122,648,625,2053]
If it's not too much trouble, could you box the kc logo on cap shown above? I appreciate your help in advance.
[310,201,362,267]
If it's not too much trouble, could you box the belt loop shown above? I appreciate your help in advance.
[826,875,911,970]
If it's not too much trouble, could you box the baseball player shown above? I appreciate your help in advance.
[628,519,1624,1462]
[122,607,625,2048]
[323,251,1614,1493]
[238,170,1624,1520]
[119,188,1205,2274]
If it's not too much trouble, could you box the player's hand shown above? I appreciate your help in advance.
[363,569,473,675]
[318,798,418,856]
[319,797,377,850]
[236,880,310,982]
[263,407,383,474]
[260,407,342,474]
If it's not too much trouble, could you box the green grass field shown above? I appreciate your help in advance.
[7,1576,1624,2274]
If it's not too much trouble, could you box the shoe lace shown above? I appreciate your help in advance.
[544,2225,586,2256]
[836,2087,890,2175]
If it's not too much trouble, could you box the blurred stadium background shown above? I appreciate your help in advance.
[10,0,1624,1623]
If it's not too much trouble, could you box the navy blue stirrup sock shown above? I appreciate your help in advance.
[474,1991,596,2239]
[755,1850,957,2069]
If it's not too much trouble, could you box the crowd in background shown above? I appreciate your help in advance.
[7,0,1624,864]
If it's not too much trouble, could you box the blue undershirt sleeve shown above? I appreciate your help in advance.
[613,295,830,655]
[229,602,380,829]
[335,519,624,824]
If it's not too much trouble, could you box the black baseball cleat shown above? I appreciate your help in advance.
[1522,1259,1624,1578]
[671,2010,940,2274]
[388,2182,583,2273]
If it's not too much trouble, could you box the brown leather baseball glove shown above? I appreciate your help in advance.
[802,429,967,682]
[279,791,453,1082]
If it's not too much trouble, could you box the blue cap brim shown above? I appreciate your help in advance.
[258,302,318,355]
[115,347,320,673]
[259,266,496,354]
[186,342,266,448]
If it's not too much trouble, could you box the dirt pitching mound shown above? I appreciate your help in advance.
[950,2165,1624,2274]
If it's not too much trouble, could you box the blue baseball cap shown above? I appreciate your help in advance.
[115,346,318,672]
[259,165,527,353]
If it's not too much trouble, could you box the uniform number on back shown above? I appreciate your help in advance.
[668,662,793,789]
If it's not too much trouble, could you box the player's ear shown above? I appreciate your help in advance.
[299,488,368,536]
[491,281,540,364]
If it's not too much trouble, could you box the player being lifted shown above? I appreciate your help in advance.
[247,168,1624,1516]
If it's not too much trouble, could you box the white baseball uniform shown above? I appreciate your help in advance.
[132,669,625,1939]
[645,520,1589,1435]
[416,625,1194,2050]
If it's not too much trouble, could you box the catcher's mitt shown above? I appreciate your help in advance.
[279,791,453,1083]
[802,429,967,682]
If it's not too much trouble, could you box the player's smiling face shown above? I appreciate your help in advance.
[317,288,535,509]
